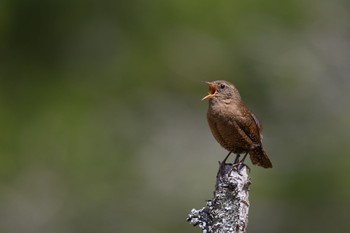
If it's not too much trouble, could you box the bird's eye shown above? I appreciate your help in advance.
[220,84,225,89]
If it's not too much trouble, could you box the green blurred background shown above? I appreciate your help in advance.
[1,0,350,232]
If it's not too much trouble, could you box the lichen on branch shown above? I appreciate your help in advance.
[187,163,251,233]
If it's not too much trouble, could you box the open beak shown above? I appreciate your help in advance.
[202,82,217,100]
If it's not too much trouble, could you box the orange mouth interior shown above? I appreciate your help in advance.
[202,83,217,101]
[208,84,216,95]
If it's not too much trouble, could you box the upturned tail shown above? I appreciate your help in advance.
[249,146,272,168]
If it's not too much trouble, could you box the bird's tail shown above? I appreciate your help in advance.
[249,146,272,168]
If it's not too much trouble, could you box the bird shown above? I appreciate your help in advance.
[202,80,272,168]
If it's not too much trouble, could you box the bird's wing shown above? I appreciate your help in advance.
[234,112,262,146]
[251,113,262,132]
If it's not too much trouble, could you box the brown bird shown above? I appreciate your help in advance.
[202,80,272,168]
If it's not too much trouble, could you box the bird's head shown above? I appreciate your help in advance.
[202,80,241,103]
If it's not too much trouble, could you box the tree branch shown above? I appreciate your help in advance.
[187,163,251,233]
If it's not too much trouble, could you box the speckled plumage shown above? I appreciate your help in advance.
[203,80,272,168]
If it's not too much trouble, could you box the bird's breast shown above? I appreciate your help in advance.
[207,108,250,153]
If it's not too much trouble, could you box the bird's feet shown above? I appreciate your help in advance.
[219,152,250,175]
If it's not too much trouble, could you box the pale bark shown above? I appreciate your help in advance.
[187,163,251,233]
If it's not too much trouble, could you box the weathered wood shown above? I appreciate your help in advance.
[187,163,251,233]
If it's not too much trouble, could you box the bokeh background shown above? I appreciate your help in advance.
[1,0,350,232]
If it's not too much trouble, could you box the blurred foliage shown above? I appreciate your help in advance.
[1,0,350,233]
